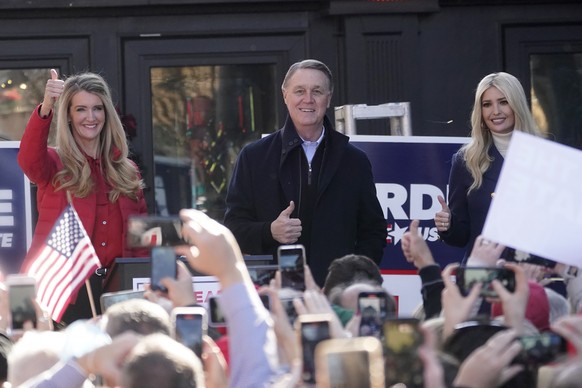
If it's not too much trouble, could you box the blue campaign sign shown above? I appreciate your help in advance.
[0,142,32,274]
[350,136,469,273]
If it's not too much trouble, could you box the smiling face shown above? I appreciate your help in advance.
[282,68,332,139]
[68,90,105,155]
[481,86,515,135]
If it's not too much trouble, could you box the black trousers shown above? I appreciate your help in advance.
[60,273,104,326]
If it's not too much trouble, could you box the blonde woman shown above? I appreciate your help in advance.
[18,69,147,321]
[434,72,543,261]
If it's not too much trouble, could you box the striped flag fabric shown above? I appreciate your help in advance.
[25,204,100,322]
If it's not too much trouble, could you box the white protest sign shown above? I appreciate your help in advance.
[482,131,582,267]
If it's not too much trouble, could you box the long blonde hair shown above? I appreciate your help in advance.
[53,72,144,201]
[462,72,543,193]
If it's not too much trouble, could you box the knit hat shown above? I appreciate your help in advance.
[491,280,550,332]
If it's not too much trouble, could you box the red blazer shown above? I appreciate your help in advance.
[18,106,148,271]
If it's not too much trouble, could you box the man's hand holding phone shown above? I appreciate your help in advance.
[489,263,529,335]
[175,209,246,290]
[456,266,516,298]
[294,290,348,339]
[150,247,177,293]
[441,263,483,340]
[154,261,197,309]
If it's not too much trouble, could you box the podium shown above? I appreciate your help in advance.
[103,255,274,293]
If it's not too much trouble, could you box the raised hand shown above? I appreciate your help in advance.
[40,68,65,117]
[453,329,523,388]
[441,263,482,339]
[467,235,505,267]
[434,195,451,232]
[402,219,436,269]
[176,208,248,289]
[489,263,530,334]
[270,201,302,244]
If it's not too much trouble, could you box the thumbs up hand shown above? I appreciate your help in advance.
[402,219,436,269]
[271,201,302,244]
[40,68,65,117]
[434,195,451,232]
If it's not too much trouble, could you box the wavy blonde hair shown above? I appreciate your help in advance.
[462,72,543,193]
[53,72,144,201]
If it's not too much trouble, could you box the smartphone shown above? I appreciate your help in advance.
[127,215,187,248]
[297,314,332,384]
[315,337,385,388]
[358,291,390,339]
[208,294,271,327]
[171,306,208,358]
[278,244,306,291]
[383,318,424,388]
[247,264,279,287]
[99,289,145,312]
[281,297,302,326]
[456,266,516,298]
[150,246,177,292]
[6,275,37,335]
[515,332,568,365]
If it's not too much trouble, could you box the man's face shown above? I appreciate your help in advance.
[283,68,332,135]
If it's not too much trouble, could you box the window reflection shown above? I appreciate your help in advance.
[530,53,582,149]
[0,69,54,142]
[151,65,277,220]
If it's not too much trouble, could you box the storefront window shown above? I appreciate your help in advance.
[150,65,277,220]
[530,53,582,149]
[0,69,53,142]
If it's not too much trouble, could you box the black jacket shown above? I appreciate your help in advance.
[224,115,387,285]
[439,146,504,261]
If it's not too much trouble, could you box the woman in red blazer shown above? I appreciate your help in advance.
[18,69,147,322]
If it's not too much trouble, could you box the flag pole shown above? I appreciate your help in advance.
[85,279,97,318]
[66,192,97,319]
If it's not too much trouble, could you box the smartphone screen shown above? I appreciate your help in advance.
[99,290,145,312]
[247,265,278,287]
[327,350,371,387]
[301,318,331,384]
[150,247,177,292]
[516,332,568,365]
[174,310,207,358]
[127,215,186,248]
[358,292,389,339]
[278,245,306,291]
[384,318,424,388]
[315,337,384,388]
[456,267,516,298]
[9,283,37,332]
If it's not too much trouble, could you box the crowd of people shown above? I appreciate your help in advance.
[0,209,581,388]
[3,60,581,387]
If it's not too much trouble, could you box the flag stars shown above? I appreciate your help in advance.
[48,207,85,256]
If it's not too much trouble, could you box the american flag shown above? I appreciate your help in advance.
[25,204,101,322]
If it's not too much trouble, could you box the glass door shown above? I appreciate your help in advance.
[122,34,305,220]
[504,24,582,150]
[150,64,277,220]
